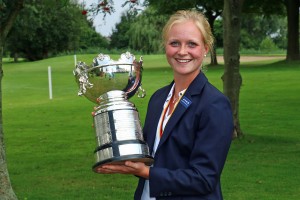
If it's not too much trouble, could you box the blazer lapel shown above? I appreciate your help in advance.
[147,85,172,154]
[156,72,208,152]
[157,94,192,150]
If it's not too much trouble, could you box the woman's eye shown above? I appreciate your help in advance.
[188,42,197,48]
[170,41,179,47]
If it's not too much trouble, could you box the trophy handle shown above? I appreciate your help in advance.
[125,58,144,99]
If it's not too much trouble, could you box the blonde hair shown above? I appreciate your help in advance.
[162,10,214,55]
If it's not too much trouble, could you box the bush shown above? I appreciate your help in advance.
[259,37,279,52]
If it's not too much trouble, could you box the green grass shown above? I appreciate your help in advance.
[2,54,300,199]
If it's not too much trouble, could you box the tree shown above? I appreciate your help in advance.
[222,0,245,138]
[285,0,300,60]
[240,14,287,50]
[215,14,288,51]
[5,0,109,61]
[127,7,168,53]
[0,0,23,198]
[243,0,300,60]
[109,12,135,50]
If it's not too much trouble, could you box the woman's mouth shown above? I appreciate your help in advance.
[175,59,192,63]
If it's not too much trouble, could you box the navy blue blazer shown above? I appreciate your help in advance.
[134,72,233,200]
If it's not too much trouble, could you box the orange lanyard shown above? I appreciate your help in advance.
[159,96,182,137]
[159,100,171,138]
[159,86,186,138]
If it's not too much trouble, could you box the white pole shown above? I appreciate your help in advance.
[74,54,77,66]
[48,66,53,100]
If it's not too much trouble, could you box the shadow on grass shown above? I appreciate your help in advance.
[242,59,300,70]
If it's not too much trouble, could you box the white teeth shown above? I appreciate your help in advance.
[177,59,191,63]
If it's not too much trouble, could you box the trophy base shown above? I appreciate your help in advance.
[93,155,154,173]
[92,138,154,173]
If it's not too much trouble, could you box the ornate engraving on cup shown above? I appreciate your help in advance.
[73,52,153,173]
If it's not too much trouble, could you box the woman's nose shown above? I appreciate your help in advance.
[178,45,188,55]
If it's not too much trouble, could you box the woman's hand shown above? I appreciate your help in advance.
[97,161,150,179]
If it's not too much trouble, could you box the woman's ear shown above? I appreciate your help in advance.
[204,45,209,56]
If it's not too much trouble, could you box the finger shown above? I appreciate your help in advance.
[125,161,145,169]
[124,161,136,168]
[96,167,117,174]
[102,164,135,174]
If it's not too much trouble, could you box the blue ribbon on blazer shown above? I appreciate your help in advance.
[134,72,233,200]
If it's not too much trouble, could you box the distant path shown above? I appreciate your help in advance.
[205,55,285,63]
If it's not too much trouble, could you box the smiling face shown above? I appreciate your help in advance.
[165,20,208,81]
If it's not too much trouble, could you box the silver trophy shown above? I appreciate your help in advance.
[73,52,154,173]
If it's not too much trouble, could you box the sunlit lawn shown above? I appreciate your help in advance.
[2,54,300,199]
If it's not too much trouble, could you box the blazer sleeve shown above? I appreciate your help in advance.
[148,94,233,197]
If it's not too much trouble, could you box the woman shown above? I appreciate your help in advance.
[98,10,233,200]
